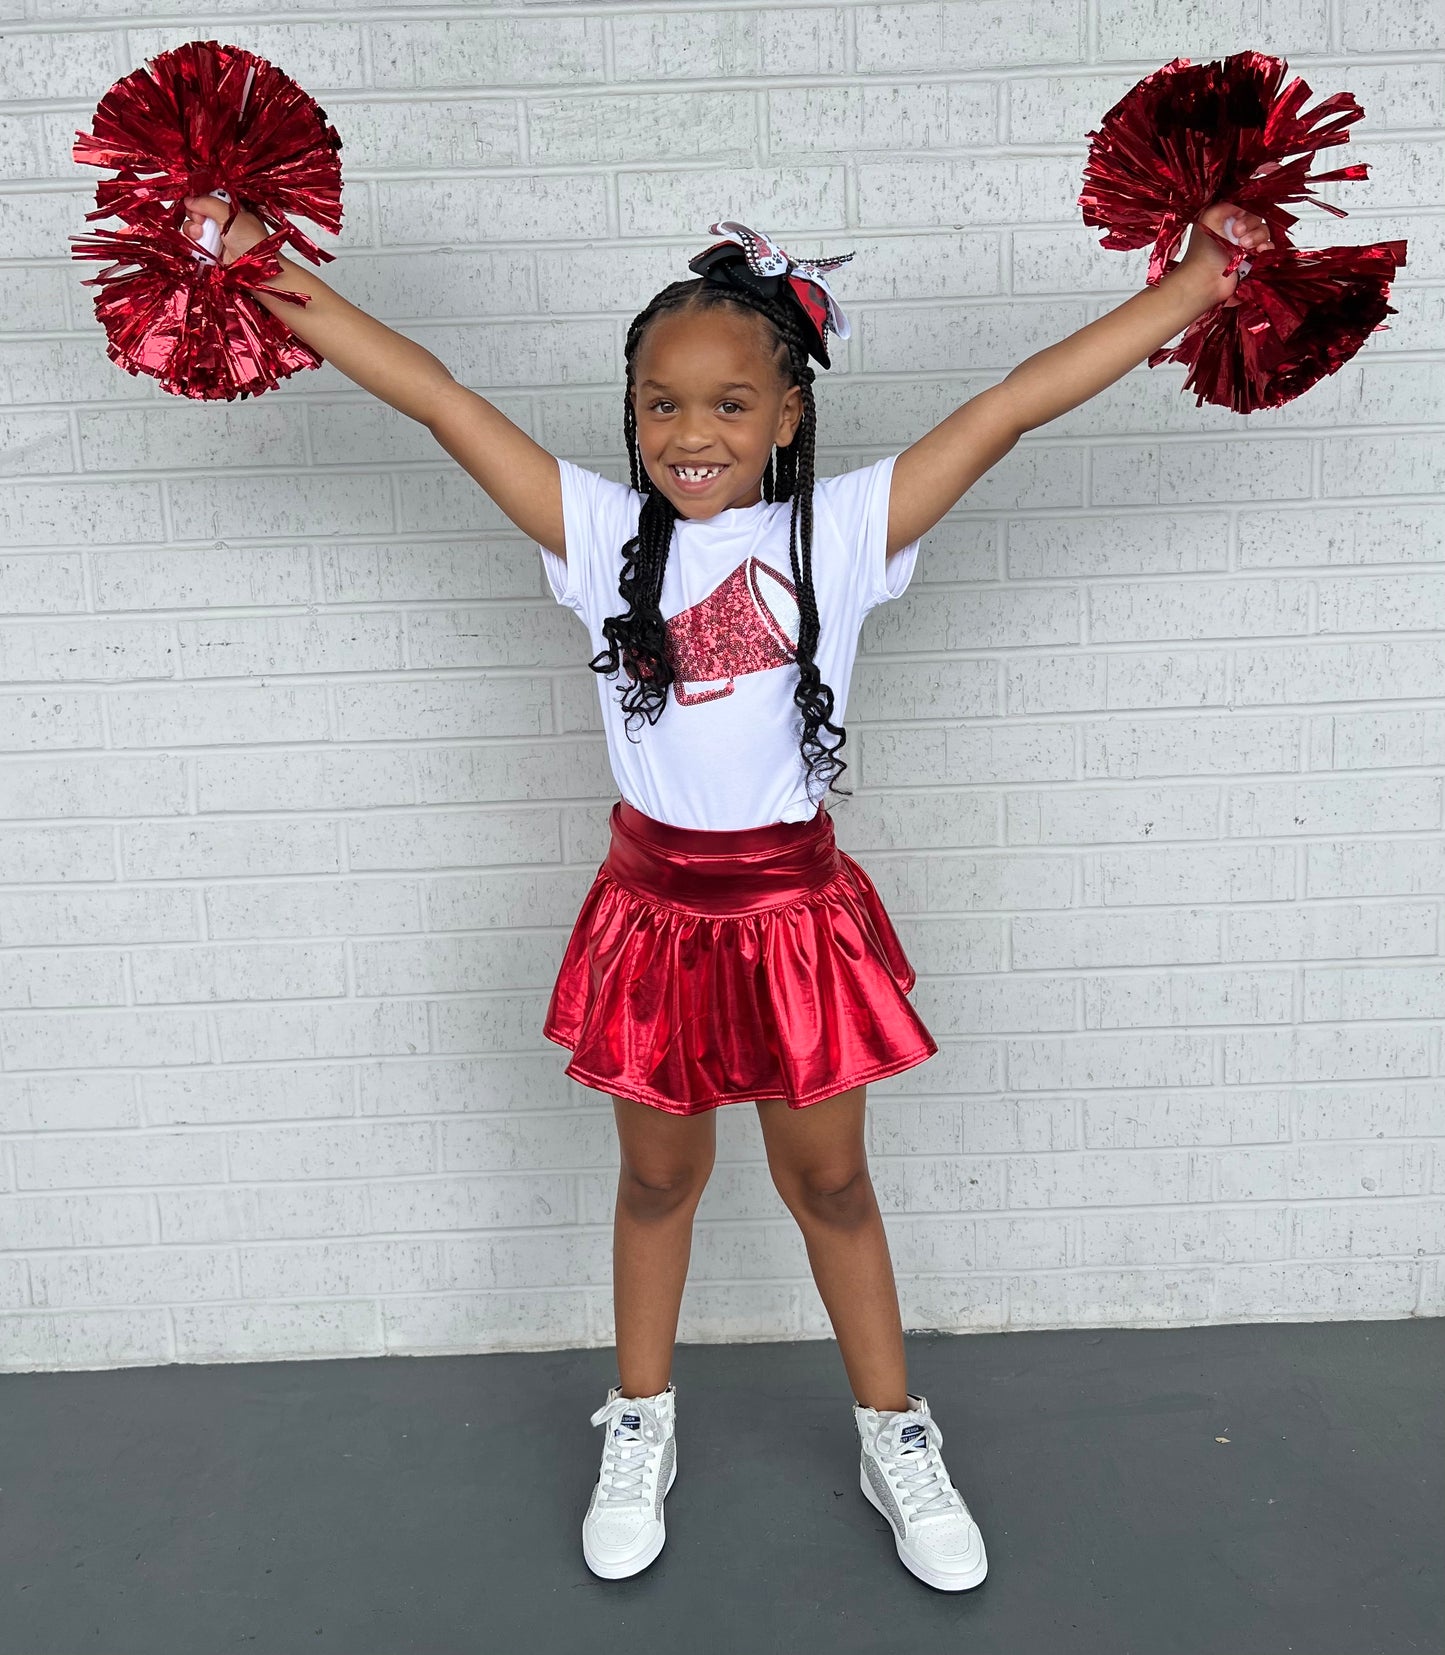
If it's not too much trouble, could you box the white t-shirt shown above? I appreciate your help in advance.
[538,454,922,830]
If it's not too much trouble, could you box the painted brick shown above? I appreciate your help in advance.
[0,888,197,948]
[205,879,422,941]
[176,614,403,678]
[0,620,176,683]
[344,97,522,171]
[0,824,112,882]
[619,166,845,238]
[127,24,365,90]
[122,820,341,881]
[0,481,165,547]
[0,554,85,615]
[77,404,307,473]
[857,156,1080,227]
[0,267,69,331]
[530,89,755,165]
[0,29,122,99]
[131,942,348,1005]
[213,1001,428,1063]
[769,82,996,153]
[1095,0,1329,58]
[376,176,609,247]
[0,756,187,819]
[0,1072,142,1134]
[326,252,534,325]
[92,546,313,611]
[1226,902,1436,963]
[1231,499,1443,572]
[1,1008,211,1072]
[145,1065,355,1127]
[612,9,847,78]
[0,948,126,1010]
[854,3,1082,71]
[318,538,542,604]
[369,16,606,87]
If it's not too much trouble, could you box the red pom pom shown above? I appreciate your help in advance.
[72,38,343,264]
[1150,240,1408,413]
[70,218,322,400]
[1080,51,1370,283]
[69,38,343,399]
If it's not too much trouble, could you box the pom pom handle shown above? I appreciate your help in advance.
[192,186,230,264]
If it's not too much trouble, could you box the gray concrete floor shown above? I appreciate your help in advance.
[1,1318,1440,1655]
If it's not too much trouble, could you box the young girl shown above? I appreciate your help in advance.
[181,191,1274,1592]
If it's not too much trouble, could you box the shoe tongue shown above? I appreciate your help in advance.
[615,1410,642,1438]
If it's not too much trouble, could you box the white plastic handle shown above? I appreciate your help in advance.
[192,186,231,263]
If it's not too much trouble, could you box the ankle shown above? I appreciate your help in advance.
[856,1393,912,1415]
[617,1376,672,1401]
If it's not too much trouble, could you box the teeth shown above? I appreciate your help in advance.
[674,466,723,480]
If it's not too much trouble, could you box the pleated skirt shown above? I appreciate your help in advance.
[542,797,937,1115]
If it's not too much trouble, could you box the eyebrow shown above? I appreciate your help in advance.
[639,380,758,392]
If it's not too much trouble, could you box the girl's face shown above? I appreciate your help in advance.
[630,304,803,518]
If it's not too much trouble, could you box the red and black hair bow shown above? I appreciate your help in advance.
[688,222,853,369]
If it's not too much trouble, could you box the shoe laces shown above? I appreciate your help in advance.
[590,1391,668,1507]
[875,1412,963,1522]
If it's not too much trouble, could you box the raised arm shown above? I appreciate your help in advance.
[181,195,566,559]
[885,201,1275,557]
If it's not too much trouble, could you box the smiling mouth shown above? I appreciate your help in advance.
[669,464,728,486]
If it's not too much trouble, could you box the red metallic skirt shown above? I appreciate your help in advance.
[542,798,937,1115]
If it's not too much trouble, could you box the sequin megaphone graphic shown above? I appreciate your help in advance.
[664,556,800,706]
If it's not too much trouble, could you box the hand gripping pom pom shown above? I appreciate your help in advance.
[69,39,344,399]
[1078,50,1408,410]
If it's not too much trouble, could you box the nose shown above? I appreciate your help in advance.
[677,410,722,449]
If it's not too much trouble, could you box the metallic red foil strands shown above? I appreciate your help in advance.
[73,38,342,260]
[1151,239,1409,414]
[1078,50,1408,412]
[1080,51,1369,283]
[71,219,320,401]
[69,38,342,399]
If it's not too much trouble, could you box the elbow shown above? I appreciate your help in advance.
[980,382,1030,448]
[421,372,466,436]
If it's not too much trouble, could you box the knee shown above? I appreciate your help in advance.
[776,1163,876,1228]
[618,1155,713,1220]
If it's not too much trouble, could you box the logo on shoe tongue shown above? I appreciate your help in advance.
[900,1423,925,1446]
[616,1411,641,1435]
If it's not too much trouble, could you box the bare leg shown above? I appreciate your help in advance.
[757,1085,909,1413]
[610,1093,717,1398]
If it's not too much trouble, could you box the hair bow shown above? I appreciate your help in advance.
[687,222,854,368]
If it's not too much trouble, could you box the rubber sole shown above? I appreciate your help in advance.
[859,1463,988,1591]
[582,1458,677,1580]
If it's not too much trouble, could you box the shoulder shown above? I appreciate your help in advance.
[558,457,646,516]
[811,455,897,522]
[556,458,648,553]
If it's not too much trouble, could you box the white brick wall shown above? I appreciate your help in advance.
[2,2,1443,1371]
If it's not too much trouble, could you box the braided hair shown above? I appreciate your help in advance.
[586,277,851,807]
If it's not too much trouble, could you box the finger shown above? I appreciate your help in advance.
[182,193,229,221]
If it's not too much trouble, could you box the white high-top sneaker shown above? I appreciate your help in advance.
[854,1393,988,1591]
[582,1382,677,1579]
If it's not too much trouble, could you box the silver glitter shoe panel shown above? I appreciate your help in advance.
[654,1435,675,1519]
[864,1452,906,1538]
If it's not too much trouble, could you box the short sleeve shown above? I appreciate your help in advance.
[537,458,643,626]
[814,453,923,619]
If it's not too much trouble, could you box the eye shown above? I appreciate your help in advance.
[719,401,743,414]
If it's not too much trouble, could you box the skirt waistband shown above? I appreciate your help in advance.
[604,798,842,916]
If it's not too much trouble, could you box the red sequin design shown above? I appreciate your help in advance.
[664,557,800,706]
